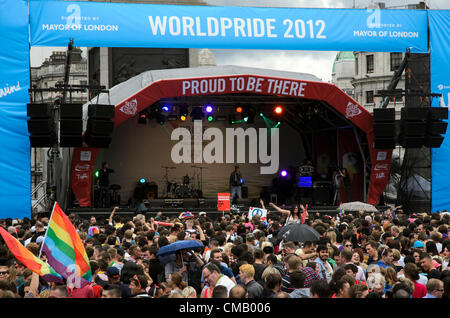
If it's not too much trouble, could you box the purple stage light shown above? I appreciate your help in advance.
[280,170,288,177]
[205,105,213,113]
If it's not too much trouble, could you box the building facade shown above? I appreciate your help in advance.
[30,48,88,211]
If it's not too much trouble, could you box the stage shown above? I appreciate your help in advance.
[59,199,390,221]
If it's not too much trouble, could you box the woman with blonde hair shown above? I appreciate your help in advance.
[182,286,197,298]
[327,230,339,248]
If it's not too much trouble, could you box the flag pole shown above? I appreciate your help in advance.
[38,201,57,258]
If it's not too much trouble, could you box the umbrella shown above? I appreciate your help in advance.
[277,223,320,242]
[156,240,204,257]
[337,201,378,212]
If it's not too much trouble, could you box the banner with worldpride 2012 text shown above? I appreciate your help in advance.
[30,0,427,53]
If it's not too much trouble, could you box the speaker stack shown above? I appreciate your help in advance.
[27,103,57,147]
[374,108,396,149]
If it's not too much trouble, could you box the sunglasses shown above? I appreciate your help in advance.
[0,271,8,275]
[345,244,352,247]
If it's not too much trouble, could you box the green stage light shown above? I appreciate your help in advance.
[244,117,248,122]
[207,115,214,122]
[94,170,100,178]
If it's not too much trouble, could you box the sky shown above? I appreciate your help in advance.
[30,0,450,83]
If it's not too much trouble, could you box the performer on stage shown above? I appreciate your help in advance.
[229,165,243,204]
[98,161,115,208]
[333,167,351,204]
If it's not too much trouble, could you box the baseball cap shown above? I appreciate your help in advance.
[106,267,120,278]
[199,212,206,217]
[412,240,424,248]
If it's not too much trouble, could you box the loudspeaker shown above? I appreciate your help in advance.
[27,103,53,118]
[60,135,83,147]
[374,122,396,136]
[27,119,54,134]
[60,103,82,118]
[425,135,444,148]
[401,121,427,135]
[429,107,448,120]
[399,136,424,148]
[60,119,82,134]
[84,134,112,148]
[87,119,114,135]
[401,108,429,121]
[88,104,115,119]
[374,138,396,149]
[29,134,57,147]
[427,121,448,135]
[373,108,395,122]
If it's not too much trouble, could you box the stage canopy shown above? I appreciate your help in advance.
[70,65,393,207]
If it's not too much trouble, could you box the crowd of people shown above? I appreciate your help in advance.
[0,203,449,299]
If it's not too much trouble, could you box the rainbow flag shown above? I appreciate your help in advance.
[339,202,345,217]
[0,227,63,283]
[41,202,92,287]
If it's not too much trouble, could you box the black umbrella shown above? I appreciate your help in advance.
[277,223,320,242]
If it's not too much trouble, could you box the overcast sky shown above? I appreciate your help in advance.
[30,0,450,83]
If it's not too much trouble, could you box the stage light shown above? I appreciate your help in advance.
[274,106,283,115]
[207,115,214,122]
[273,122,281,128]
[162,105,170,112]
[180,115,187,121]
[260,113,264,117]
[280,170,288,177]
[94,170,100,178]
[236,106,243,113]
[205,105,214,113]
[140,178,146,184]
[138,111,147,124]
[244,117,248,122]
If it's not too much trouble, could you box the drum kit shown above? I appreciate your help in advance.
[162,165,206,198]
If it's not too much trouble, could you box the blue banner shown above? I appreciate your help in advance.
[430,11,450,212]
[0,0,31,219]
[30,0,428,53]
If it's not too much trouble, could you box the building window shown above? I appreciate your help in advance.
[355,56,359,75]
[390,53,403,71]
[366,55,374,73]
[366,91,374,104]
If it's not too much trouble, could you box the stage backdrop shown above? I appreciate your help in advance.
[94,118,306,201]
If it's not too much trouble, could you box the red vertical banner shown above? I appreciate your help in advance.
[217,193,230,212]
[71,148,99,207]
[313,131,337,179]
[337,129,364,202]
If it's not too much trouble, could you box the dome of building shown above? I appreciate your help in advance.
[332,51,355,73]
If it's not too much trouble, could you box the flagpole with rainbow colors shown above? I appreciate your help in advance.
[40,202,92,288]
